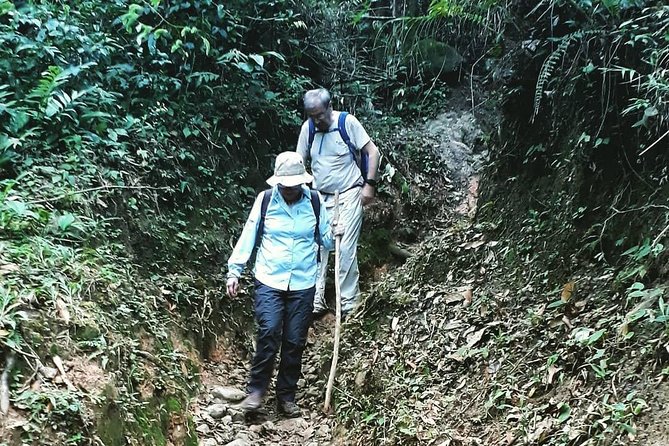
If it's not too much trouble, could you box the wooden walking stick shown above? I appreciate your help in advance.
[323,190,341,414]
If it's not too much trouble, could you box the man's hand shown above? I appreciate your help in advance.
[227,277,240,297]
[361,183,375,206]
[332,221,345,237]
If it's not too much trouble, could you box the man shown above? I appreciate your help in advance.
[226,151,342,417]
[296,88,381,318]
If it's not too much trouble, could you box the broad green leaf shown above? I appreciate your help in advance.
[587,329,606,345]
[235,62,254,73]
[120,4,143,32]
[5,201,29,217]
[171,39,183,53]
[45,98,60,117]
[57,213,76,231]
[154,28,169,40]
[0,0,14,15]
[9,111,29,133]
[249,54,264,68]
[201,36,211,56]
[557,403,571,423]
[262,51,286,62]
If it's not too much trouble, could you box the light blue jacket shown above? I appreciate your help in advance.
[227,185,334,291]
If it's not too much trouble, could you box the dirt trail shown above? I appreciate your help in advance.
[193,319,340,446]
[192,88,491,446]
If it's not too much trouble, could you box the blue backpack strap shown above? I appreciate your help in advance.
[337,112,357,162]
[310,190,321,263]
[338,112,368,179]
[254,189,273,254]
[307,118,316,152]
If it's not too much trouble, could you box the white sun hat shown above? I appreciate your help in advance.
[266,152,314,187]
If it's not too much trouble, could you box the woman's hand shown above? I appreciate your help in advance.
[227,277,240,297]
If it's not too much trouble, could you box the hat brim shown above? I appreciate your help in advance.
[266,172,313,187]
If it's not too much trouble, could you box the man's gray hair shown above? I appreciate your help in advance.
[303,88,331,109]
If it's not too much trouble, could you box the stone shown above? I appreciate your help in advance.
[230,409,245,423]
[234,431,250,441]
[206,403,228,419]
[355,370,367,388]
[195,424,210,435]
[261,420,276,432]
[39,366,59,380]
[302,426,315,439]
[316,424,331,438]
[212,386,246,402]
[221,415,233,425]
[223,440,250,446]
[201,439,217,446]
[306,387,319,397]
[276,417,308,432]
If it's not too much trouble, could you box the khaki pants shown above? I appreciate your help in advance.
[314,186,363,314]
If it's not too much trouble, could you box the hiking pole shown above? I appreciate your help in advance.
[323,190,341,414]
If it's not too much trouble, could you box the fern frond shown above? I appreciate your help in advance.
[44,89,90,122]
[533,34,577,120]
[533,30,603,120]
[29,66,66,102]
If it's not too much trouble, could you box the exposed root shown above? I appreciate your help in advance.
[1,351,16,416]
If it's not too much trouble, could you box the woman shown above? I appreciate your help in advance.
[226,151,342,417]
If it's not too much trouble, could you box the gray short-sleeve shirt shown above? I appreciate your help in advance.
[296,111,371,194]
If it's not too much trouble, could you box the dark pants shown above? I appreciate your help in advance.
[248,280,314,402]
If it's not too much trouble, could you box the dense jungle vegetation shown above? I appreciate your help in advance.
[0,0,667,444]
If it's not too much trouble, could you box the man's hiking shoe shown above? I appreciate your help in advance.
[312,308,329,320]
[239,392,263,411]
[277,400,302,418]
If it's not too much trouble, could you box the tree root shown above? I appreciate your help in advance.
[1,351,17,415]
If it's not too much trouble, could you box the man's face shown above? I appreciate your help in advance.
[306,102,333,132]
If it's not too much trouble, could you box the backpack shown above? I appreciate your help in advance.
[253,189,322,262]
[307,111,369,180]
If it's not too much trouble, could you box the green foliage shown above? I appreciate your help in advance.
[530,2,667,135]
[616,239,664,282]
[587,392,648,441]
[0,0,316,443]
[428,0,497,23]
[533,31,595,119]
[14,389,85,434]
[0,286,25,348]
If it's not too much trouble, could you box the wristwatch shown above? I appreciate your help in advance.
[364,178,377,187]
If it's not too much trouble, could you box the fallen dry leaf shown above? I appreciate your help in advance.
[545,365,561,385]
[391,316,399,331]
[466,327,486,347]
[561,281,575,302]
[463,288,473,307]
[0,263,19,275]
[55,298,71,324]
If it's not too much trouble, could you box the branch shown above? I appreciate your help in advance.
[357,15,398,20]
[388,243,412,259]
[27,185,173,205]
[639,129,669,157]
